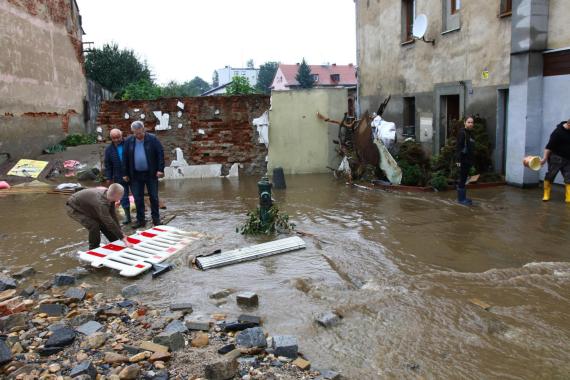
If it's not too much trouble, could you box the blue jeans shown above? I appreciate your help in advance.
[130,171,159,223]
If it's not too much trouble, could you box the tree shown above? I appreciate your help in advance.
[246,59,255,69]
[85,43,152,97]
[212,71,219,87]
[161,77,211,97]
[225,76,255,95]
[295,58,315,89]
[121,79,162,100]
[256,61,279,94]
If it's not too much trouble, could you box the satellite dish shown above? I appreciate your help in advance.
[412,14,428,39]
[412,14,435,45]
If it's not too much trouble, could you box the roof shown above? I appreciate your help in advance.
[276,64,357,88]
[201,82,231,96]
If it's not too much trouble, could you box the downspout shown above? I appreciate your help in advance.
[355,0,361,118]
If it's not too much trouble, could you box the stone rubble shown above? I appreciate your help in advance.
[0,273,343,380]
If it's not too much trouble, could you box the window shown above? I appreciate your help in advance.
[500,0,512,16]
[312,74,319,82]
[331,74,340,82]
[402,0,415,43]
[443,0,461,32]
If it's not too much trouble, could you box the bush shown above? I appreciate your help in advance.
[61,134,97,147]
[238,205,295,235]
[429,171,448,191]
[399,160,422,186]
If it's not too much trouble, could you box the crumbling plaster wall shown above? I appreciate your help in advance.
[97,95,270,176]
[356,0,511,156]
[0,0,86,158]
[268,89,346,174]
[547,0,570,50]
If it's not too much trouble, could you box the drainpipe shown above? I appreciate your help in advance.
[355,0,361,118]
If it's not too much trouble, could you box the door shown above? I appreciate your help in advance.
[440,94,461,148]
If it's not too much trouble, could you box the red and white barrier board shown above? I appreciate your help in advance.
[78,226,203,277]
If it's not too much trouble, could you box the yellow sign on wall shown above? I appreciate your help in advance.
[7,159,49,178]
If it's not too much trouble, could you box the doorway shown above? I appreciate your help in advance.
[496,89,509,174]
[440,94,460,147]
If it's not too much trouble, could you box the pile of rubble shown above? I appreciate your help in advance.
[0,270,341,380]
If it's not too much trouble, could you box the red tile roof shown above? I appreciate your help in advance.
[277,63,357,87]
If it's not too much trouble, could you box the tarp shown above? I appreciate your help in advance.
[253,111,269,147]
[7,159,49,178]
[374,138,402,185]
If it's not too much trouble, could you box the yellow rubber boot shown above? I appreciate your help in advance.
[566,184,570,203]
[543,180,552,201]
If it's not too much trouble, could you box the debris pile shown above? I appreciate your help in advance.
[0,270,341,380]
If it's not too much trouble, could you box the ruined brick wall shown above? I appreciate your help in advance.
[0,0,86,158]
[97,95,270,175]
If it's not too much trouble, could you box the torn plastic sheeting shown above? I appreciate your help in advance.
[374,139,402,185]
[372,116,396,149]
[253,111,269,147]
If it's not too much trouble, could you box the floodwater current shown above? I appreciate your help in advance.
[1,174,569,379]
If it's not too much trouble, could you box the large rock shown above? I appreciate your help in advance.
[85,332,107,349]
[76,320,103,336]
[0,312,27,332]
[204,357,238,380]
[12,267,36,279]
[169,302,193,313]
[209,289,234,299]
[119,364,140,379]
[0,339,12,364]
[46,326,76,347]
[164,320,187,334]
[53,273,76,287]
[153,331,185,352]
[315,311,341,328]
[272,335,298,358]
[236,327,266,348]
[70,313,96,327]
[0,276,17,291]
[69,360,97,379]
[65,287,86,301]
[39,303,67,317]
[184,315,210,331]
[121,284,140,298]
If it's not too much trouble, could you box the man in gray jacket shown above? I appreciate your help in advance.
[66,184,132,249]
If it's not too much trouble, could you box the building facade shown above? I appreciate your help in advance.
[216,66,259,88]
[355,0,570,186]
[0,0,87,158]
[271,63,357,91]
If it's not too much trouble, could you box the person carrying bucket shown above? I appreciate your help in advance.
[456,116,476,205]
[540,118,570,202]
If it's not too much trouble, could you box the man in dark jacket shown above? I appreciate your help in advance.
[66,184,132,249]
[122,121,165,227]
[104,129,131,224]
[456,116,476,205]
[540,119,570,202]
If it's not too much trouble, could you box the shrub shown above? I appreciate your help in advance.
[61,134,97,147]
[429,171,449,191]
[399,160,422,186]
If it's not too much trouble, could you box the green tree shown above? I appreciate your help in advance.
[295,58,315,89]
[256,61,279,94]
[161,77,211,97]
[85,43,152,97]
[122,79,162,100]
[225,76,255,95]
[212,71,219,87]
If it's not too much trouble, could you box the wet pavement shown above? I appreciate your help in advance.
[1,174,569,379]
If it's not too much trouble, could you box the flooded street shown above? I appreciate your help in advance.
[1,174,569,379]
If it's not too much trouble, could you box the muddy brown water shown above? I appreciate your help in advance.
[1,174,569,379]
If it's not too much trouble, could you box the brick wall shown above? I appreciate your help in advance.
[97,95,270,175]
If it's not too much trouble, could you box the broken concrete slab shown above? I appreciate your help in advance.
[272,335,298,359]
[236,327,266,348]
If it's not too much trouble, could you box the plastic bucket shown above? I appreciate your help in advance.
[523,156,541,171]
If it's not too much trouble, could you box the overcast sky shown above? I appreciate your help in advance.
[77,0,357,85]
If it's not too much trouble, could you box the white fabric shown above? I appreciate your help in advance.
[253,111,270,147]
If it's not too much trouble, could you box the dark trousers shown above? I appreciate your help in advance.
[114,178,131,209]
[66,205,121,249]
[545,153,570,184]
[458,163,472,189]
[130,171,159,223]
